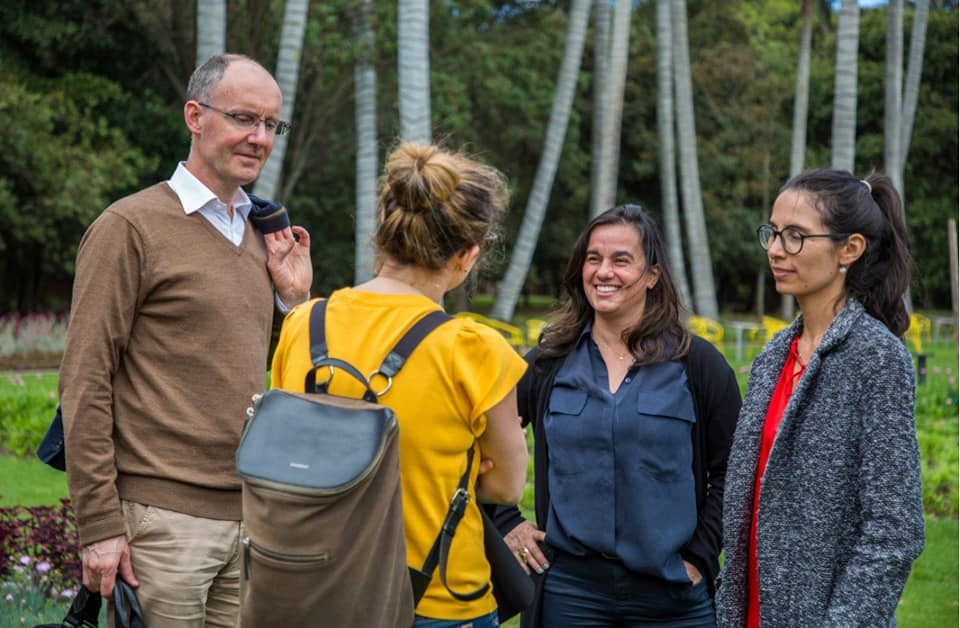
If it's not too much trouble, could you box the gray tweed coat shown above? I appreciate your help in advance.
[715,298,924,627]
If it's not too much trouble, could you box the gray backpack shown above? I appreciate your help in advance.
[236,299,451,626]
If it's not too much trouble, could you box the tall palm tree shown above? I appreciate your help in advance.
[490,0,591,322]
[196,0,225,67]
[782,0,815,320]
[831,0,859,172]
[253,0,310,200]
[592,0,633,217]
[655,0,691,309]
[899,0,930,177]
[398,0,431,143]
[884,0,904,194]
[672,0,718,320]
[589,0,611,218]
[354,0,378,284]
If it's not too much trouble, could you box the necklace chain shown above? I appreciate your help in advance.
[594,334,630,361]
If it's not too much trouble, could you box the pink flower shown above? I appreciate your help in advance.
[947,367,954,375]
[946,398,954,406]
[949,378,956,386]
[36,561,52,573]
[18,555,31,565]
[49,391,56,400]
[739,366,749,374]
[61,588,76,599]
[4,594,12,602]
[933,366,942,374]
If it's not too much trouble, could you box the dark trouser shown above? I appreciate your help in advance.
[541,552,716,628]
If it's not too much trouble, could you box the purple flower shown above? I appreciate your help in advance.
[36,561,52,573]
[18,555,31,565]
[61,588,76,599]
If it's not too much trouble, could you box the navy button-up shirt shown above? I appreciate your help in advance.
[543,325,697,582]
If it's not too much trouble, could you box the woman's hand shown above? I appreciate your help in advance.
[505,520,548,574]
[683,560,703,585]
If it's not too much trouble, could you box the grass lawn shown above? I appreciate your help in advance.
[897,517,960,627]
[0,453,68,506]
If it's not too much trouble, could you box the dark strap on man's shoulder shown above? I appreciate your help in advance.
[248,194,291,234]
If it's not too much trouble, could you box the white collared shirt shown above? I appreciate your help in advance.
[167,162,252,246]
[166,163,294,312]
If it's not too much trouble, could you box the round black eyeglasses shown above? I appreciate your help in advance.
[756,224,850,255]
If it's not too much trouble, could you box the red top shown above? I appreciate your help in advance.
[746,336,805,628]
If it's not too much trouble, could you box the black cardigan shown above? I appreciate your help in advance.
[489,335,741,627]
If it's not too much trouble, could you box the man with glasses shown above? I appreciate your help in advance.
[59,53,312,627]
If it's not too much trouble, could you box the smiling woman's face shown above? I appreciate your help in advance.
[766,189,847,303]
[581,223,659,321]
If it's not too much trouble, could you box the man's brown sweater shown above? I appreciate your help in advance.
[60,183,277,546]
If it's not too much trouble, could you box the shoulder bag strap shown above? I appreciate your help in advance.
[417,446,491,602]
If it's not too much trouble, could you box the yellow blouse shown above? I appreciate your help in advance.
[270,288,527,620]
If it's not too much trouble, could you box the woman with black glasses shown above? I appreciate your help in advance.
[716,169,925,627]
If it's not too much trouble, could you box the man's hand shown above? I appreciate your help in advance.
[265,225,312,308]
[82,535,138,599]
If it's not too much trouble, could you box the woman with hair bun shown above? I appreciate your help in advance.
[271,142,529,627]
[716,169,925,627]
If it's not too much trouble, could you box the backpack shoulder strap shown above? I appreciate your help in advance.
[304,301,453,399]
[377,310,452,377]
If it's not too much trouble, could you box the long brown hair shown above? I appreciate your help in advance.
[538,205,691,366]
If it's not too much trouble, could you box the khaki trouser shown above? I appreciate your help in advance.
[107,499,243,628]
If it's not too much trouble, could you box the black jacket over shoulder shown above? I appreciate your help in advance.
[488,336,741,628]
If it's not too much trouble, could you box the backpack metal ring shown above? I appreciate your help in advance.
[314,365,336,388]
[366,370,393,397]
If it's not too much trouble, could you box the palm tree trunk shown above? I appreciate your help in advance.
[885,0,904,194]
[196,0,226,67]
[354,0,378,284]
[655,0,691,309]
[398,0,431,143]
[593,0,632,216]
[782,0,814,320]
[672,0,718,320]
[253,0,310,200]
[490,0,591,322]
[831,0,860,172]
[899,0,929,174]
[589,0,611,218]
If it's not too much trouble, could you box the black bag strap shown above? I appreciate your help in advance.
[113,578,146,628]
[303,299,453,403]
[417,446,491,603]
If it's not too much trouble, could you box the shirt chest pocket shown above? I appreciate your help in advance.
[632,391,696,480]
[548,386,588,416]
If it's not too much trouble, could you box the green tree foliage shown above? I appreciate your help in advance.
[0,0,956,313]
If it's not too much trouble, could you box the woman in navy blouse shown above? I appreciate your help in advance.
[491,205,741,627]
